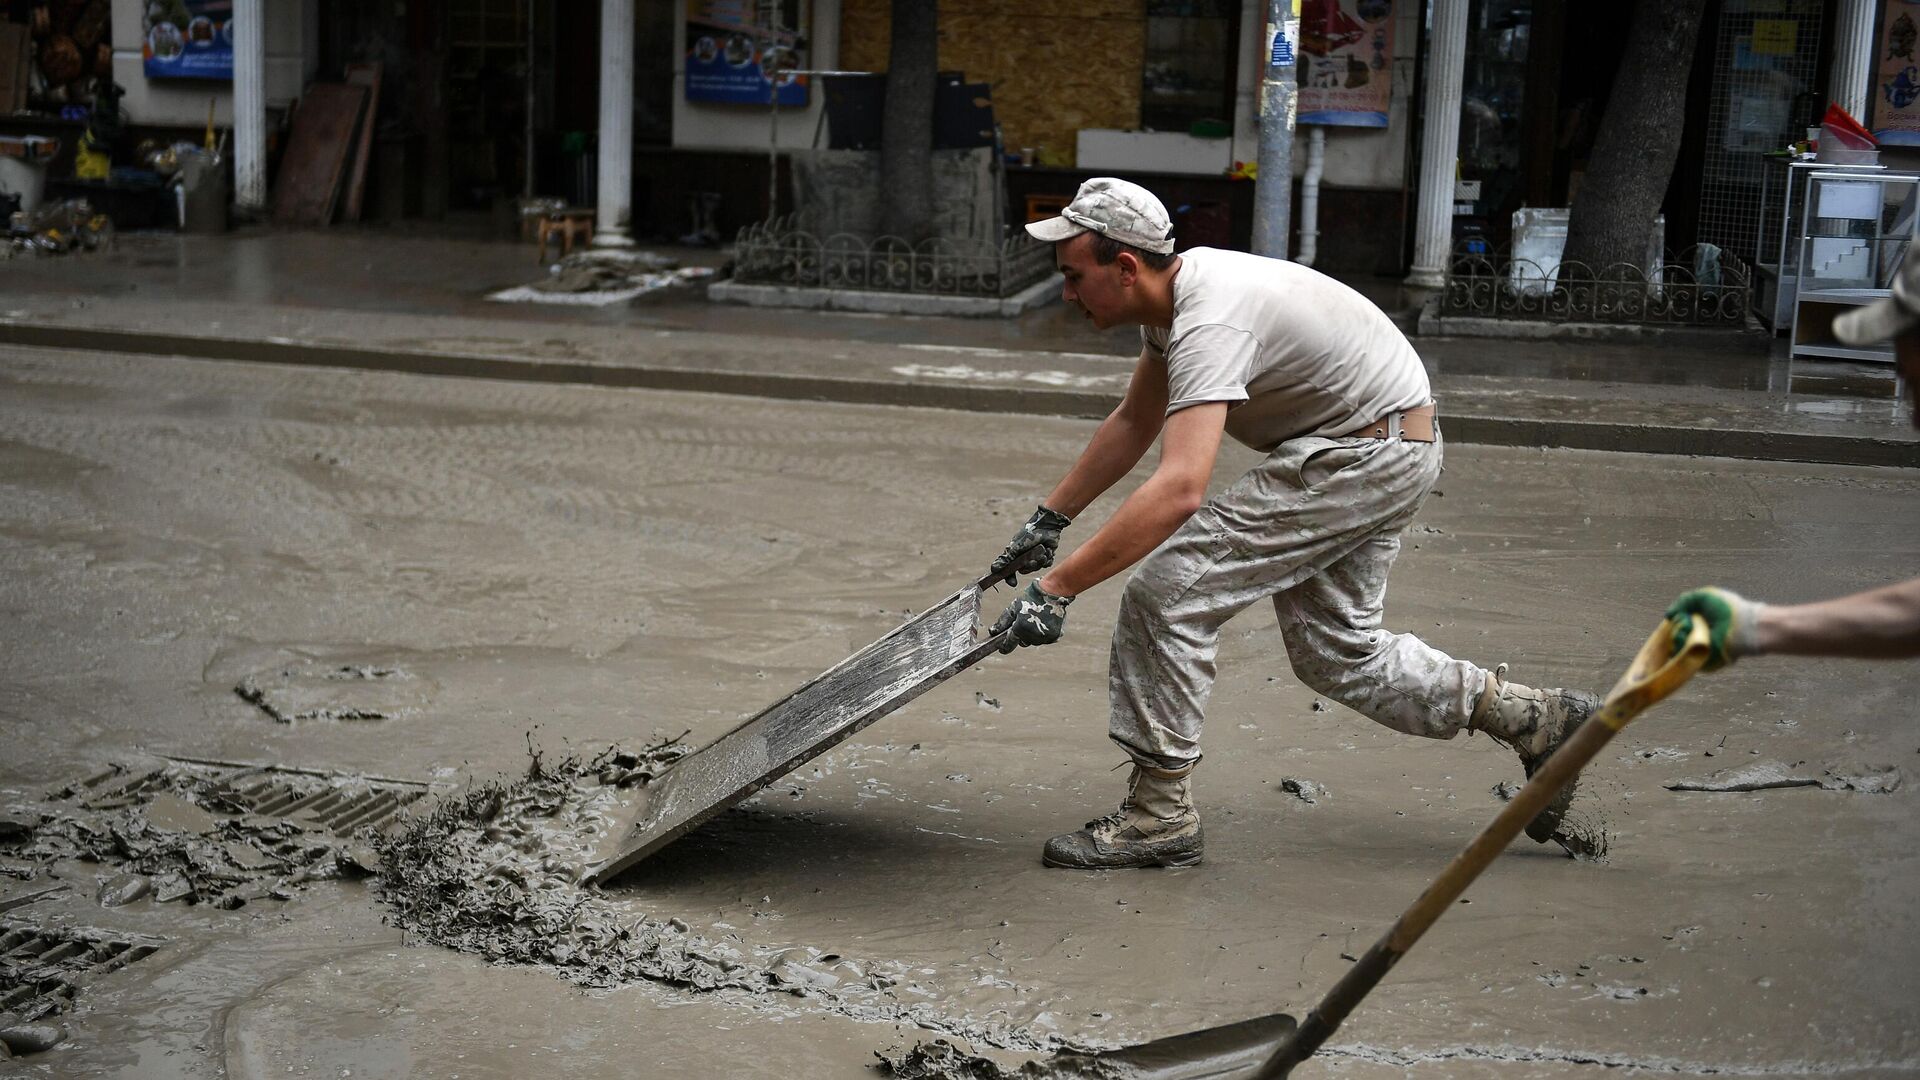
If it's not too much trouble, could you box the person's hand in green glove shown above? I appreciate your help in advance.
[991,581,1073,653]
[1665,587,1765,671]
[990,505,1071,586]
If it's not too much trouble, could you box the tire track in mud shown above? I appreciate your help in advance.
[0,343,1086,475]
[0,409,362,550]
[1,372,892,652]
[2,377,993,543]
[0,342,1072,458]
[0,351,1084,618]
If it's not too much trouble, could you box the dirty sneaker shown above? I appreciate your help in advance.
[1042,764,1203,869]
[1469,663,1602,844]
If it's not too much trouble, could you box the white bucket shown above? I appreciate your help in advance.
[0,136,56,213]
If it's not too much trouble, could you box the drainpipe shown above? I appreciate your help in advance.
[1296,125,1324,266]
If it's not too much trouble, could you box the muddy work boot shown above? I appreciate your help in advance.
[1042,763,1202,869]
[1469,664,1602,844]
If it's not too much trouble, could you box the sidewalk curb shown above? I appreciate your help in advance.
[708,274,1059,318]
[3,321,1914,469]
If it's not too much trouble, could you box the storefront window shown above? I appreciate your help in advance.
[1142,0,1240,133]
[1456,0,1532,239]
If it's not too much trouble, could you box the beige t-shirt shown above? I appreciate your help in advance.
[1142,248,1432,453]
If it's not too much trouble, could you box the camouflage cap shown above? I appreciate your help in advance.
[1834,248,1920,345]
[1025,177,1176,255]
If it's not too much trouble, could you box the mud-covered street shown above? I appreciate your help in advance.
[2,345,1917,1078]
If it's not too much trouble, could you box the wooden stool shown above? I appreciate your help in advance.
[536,209,595,263]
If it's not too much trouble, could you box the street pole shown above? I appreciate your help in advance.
[1251,0,1297,259]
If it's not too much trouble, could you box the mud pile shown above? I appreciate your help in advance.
[878,1036,1162,1079]
[880,1041,1034,1079]
[371,743,1070,1054]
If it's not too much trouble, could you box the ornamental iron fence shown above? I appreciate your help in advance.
[730,216,1056,298]
[1442,242,1752,326]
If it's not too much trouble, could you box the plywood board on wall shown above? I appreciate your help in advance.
[837,0,1146,167]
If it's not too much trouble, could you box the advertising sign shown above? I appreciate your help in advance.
[1298,0,1394,128]
[143,0,233,81]
[686,0,810,106]
[1874,0,1920,145]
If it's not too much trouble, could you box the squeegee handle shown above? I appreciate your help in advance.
[975,566,1020,591]
[1254,615,1710,1078]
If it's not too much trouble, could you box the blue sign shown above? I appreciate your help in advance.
[1271,19,1297,66]
[144,0,234,81]
[686,0,809,106]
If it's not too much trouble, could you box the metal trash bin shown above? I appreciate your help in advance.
[178,154,230,233]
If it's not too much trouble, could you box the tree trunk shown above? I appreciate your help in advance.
[1560,0,1707,275]
[878,0,937,243]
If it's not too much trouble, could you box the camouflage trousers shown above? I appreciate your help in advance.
[1109,432,1486,769]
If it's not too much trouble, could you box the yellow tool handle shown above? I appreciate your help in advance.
[1256,615,1710,1077]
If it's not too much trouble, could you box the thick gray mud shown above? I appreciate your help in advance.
[879,1012,1300,1080]
[370,743,1076,1055]
[1664,760,1903,793]
[881,1041,1065,1079]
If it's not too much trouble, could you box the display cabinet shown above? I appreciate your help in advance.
[1790,169,1920,363]
[1755,159,1889,332]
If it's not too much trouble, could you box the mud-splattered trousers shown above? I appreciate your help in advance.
[1110,432,1487,768]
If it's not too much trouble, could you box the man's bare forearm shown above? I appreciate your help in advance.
[1041,472,1202,597]
[1754,576,1920,659]
[1042,405,1162,518]
[1039,403,1226,598]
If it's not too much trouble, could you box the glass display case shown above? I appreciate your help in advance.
[1755,159,1887,332]
[1790,169,1920,363]
[1453,0,1532,242]
[1141,0,1238,133]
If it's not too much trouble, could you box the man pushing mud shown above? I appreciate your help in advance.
[986,177,1600,869]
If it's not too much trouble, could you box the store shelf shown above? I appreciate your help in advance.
[1787,341,1895,362]
[1798,287,1899,304]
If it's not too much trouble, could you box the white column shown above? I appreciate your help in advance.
[1406,0,1468,289]
[593,0,635,246]
[1829,0,1876,124]
[232,0,266,212]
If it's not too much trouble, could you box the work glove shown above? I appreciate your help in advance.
[1664,587,1764,671]
[990,504,1072,586]
[991,581,1073,654]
